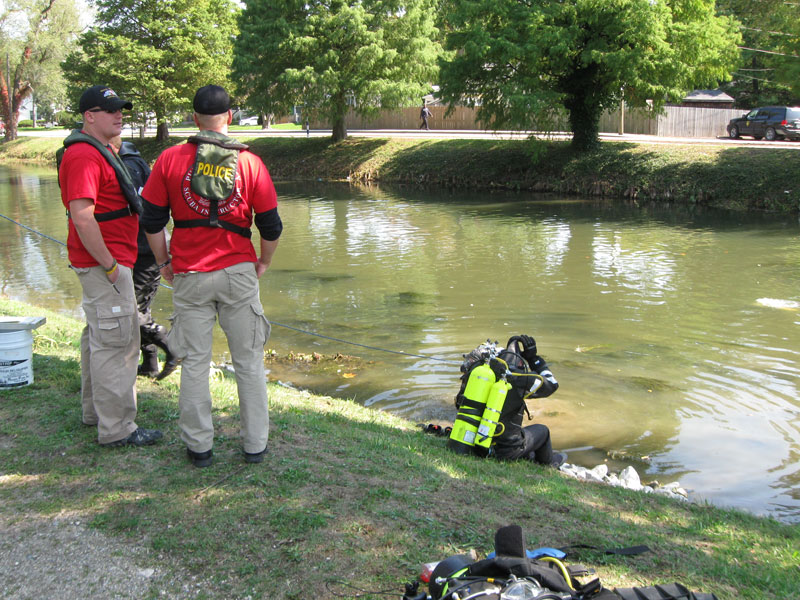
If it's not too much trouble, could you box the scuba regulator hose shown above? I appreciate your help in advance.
[491,357,546,401]
[538,557,575,591]
[522,373,545,400]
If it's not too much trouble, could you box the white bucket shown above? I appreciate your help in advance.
[0,329,35,388]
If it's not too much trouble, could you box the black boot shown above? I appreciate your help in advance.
[138,339,160,377]
[143,323,179,380]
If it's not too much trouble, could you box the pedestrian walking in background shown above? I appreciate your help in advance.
[420,102,433,130]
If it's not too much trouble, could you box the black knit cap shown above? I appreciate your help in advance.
[193,85,231,115]
[78,85,133,113]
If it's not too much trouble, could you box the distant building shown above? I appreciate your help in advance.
[676,89,735,109]
[12,96,34,122]
[422,85,444,107]
[22,96,33,119]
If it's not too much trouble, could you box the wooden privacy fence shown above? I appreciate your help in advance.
[310,104,745,138]
[321,105,490,131]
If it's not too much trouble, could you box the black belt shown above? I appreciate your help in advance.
[66,206,133,223]
[172,218,252,238]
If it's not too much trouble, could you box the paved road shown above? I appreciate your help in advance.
[19,126,800,149]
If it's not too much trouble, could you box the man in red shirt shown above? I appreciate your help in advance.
[141,85,282,468]
[58,85,162,447]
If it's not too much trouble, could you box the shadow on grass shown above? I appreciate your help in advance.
[0,340,797,599]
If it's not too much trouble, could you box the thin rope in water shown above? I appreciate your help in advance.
[0,211,68,246]
[0,211,462,365]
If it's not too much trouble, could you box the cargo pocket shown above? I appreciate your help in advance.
[96,303,136,347]
[250,303,271,349]
[165,313,188,360]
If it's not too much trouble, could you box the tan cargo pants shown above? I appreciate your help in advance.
[74,264,140,444]
[168,262,270,454]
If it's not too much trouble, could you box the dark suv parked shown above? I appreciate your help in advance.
[727,106,800,141]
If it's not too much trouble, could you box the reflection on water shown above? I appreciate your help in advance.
[2,164,800,523]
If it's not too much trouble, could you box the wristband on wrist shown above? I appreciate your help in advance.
[156,258,171,270]
[105,259,118,276]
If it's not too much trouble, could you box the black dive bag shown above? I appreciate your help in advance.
[426,526,719,600]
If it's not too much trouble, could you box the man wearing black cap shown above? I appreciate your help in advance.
[58,85,163,447]
[141,84,282,468]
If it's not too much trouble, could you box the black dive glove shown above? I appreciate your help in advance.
[518,334,538,365]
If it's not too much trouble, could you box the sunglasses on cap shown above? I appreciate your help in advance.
[87,107,123,114]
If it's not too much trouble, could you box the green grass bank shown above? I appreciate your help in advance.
[1,296,797,599]
[2,134,800,212]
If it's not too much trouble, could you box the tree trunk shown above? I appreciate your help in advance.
[332,116,347,142]
[2,46,33,142]
[564,92,602,152]
[156,121,170,141]
[3,115,18,142]
[567,108,600,151]
[331,94,348,142]
[1,92,17,141]
[560,63,604,152]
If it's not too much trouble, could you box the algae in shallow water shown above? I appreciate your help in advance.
[386,291,436,306]
[626,376,676,392]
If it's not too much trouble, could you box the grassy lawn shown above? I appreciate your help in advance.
[2,134,799,212]
[1,295,797,599]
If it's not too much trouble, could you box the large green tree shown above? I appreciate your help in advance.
[233,0,443,142]
[438,0,741,151]
[717,0,799,107]
[779,21,800,101]
[63,0,238,140]
[0,0,81,141]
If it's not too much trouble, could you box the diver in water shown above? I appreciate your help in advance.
[449,335,567,468]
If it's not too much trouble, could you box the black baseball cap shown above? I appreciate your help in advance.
[193,85,231,115]
[78,85,133,113]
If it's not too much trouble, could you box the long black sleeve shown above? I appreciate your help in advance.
[254,207,283,241]
[140,198,171,234]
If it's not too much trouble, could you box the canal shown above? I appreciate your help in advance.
[1,163,799,522]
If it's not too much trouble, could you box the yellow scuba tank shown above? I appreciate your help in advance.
[473,379,512,457]
[448,363,496,454]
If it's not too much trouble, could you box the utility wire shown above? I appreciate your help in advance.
[731,72,778,84]
[0,211,462,365]
[740,26,795,37]
[739,45,800,58]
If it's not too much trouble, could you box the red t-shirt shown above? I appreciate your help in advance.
[59,140,139,268]
[142,142,278,273]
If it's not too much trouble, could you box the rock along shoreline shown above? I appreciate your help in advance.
[559,462,690,502]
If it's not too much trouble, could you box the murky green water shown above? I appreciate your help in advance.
[2,163,799,523]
